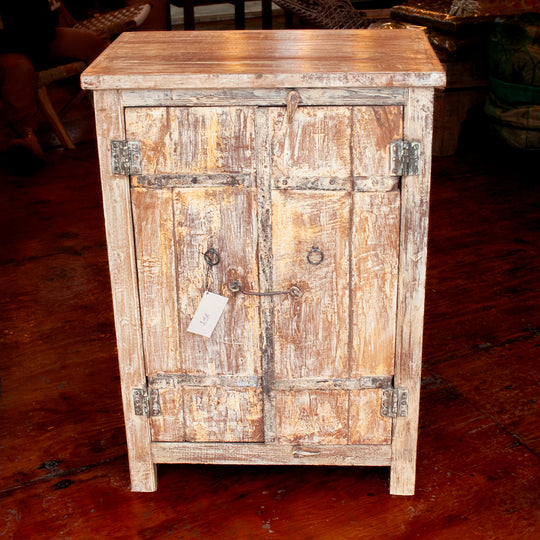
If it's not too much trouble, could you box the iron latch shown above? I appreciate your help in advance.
[111,140,142,176]
[132,388,161,417]
[381,388,409,418]
[390,140,421,176]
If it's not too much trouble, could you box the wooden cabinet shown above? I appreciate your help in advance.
[81,30,445,495]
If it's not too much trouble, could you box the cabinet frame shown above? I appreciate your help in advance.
[83,30,445,495]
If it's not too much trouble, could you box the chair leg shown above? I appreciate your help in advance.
[234,1,245,30]
[36,86,76,150]
[261,0,273,29]
[59,89,89,118]
[183,0,195,30]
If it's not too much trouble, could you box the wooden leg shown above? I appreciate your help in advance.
[128,454,158,492]
[36,86,76,150]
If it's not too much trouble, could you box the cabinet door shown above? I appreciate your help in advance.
[269,105,402,445]
[125,107,264,443]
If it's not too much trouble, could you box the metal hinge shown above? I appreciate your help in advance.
[111,140,142,175]
[132,388,161,417]
[390,140,421,176]
[381,388,409,418]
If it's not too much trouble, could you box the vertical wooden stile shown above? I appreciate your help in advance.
[93,90,157,491]
[255,107,277,443]
[390,87,435,495]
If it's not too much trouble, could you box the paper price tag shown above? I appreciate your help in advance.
[187,292,228,338]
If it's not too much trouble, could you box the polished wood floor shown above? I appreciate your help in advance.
[1,42,539,540]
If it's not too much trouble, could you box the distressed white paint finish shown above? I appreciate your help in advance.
[93,90,157,492]
[274,390,349,445]
[270,106,352,183]
[81,30,445,90]
[150,386,184,442]
[184,387,264,442]
[272,190,351,380]
[87,30,444,494]
[390,87,436,496]
[131,188,179,376]
[120,87,407,108]
[351,191,400,376]
[349,390,392,445]
[152,442,393,466]
[125,107,256,175]
[352,106,403,176]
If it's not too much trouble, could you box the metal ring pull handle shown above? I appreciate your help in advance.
[203,248,220,266]
[229,280,303,298]
[307,246,324,265]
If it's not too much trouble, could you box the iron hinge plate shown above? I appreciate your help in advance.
[133,388,161,417]
[381,388,409,418]
[111,140,142,176]
[390,140,421,176]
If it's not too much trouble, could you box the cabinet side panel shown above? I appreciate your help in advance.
[351,191,400,376]
[131,188,180,377]
[272,191,350,379]
[174,187,261,377]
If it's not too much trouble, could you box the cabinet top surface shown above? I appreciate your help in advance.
[81,30,445,90]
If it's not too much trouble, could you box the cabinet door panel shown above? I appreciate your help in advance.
[125,107,255,175]
[173,187,261,377]
[275,391,349,445]
[131,188,180,376]
[127,107,262,443]
[352,106,403,177]
[272,190,351,379]
[269,104,401,446]
[270,106,352,185]
[184,387,264,442]
[349,389,392,444]
[150,386,184,442]
[351,191,400,376]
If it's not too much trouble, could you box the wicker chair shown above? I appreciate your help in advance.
[38,2,151,149]
[73,2,152,39]
[271,0,368,29]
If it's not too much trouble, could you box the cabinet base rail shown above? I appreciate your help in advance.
[151,442,392,466]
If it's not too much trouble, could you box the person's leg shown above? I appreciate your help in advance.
[0,52,45,168]
[0,53,39,133]
[49,27,107,64]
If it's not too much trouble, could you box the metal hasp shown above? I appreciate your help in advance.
[381,388,409,418]
[229,280,303,298]
[133,388,161,417]
[111,140,142,175]
[390,140,421,176]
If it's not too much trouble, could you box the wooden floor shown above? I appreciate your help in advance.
[1,34,539,540]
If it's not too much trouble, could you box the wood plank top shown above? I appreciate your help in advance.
[81,30,445,90]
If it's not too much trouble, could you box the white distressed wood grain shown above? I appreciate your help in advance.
[93,90,157,492]
[390,87,435,496]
